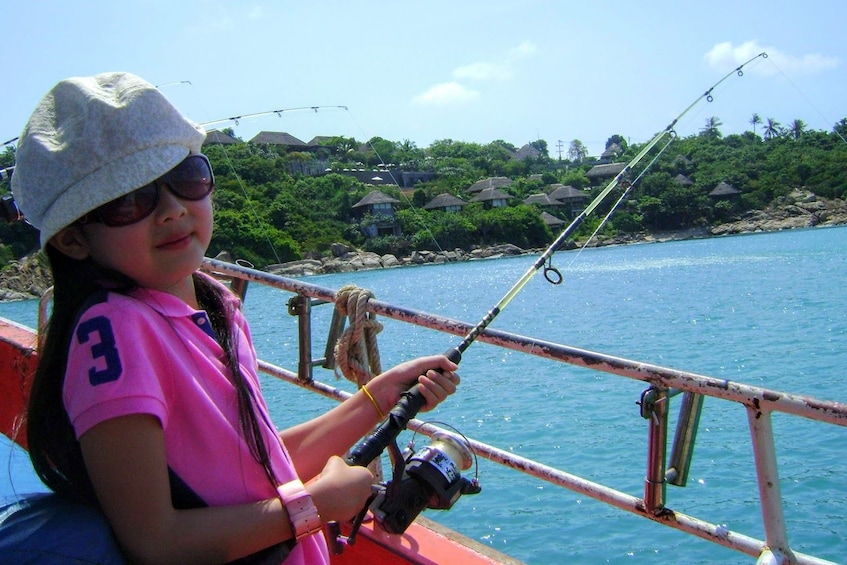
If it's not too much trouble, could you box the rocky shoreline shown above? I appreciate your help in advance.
[264,242,532,277]
[2,190,845,301]
[266,189,847,277]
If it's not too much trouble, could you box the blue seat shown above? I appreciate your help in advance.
[0,492,126,564]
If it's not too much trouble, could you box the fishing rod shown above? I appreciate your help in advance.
[2,93,349,171]
[153,79,350,129]
[347,51,768,467]
[198,105,349,128]
[337,53,768,540]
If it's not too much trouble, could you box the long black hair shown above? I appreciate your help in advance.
[27,244,278,505]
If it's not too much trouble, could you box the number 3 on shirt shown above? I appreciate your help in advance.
[76,316,123,386]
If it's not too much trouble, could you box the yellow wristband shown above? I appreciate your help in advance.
[362,384,386,419]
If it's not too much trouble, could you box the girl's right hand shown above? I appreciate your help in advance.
[307,455,375,523]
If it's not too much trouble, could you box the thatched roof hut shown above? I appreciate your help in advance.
[423,193,467,211]
[249,131,307,147]
[709,181,741,197]
[467,176,513,193]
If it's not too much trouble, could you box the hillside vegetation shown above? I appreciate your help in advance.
[1,116,846,270]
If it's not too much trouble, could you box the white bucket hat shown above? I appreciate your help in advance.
[11,72,207,248]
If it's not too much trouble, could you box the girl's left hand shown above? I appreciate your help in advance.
[369,355,460,414]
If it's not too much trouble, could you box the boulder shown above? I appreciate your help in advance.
[331,242,351,258]
[381,254,401,268]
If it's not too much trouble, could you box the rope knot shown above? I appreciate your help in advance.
[333,285,383,387]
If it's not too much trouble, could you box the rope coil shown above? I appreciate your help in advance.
[333,285,383,387]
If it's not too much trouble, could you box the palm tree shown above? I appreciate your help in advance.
[787,119,807,140]
[763,118,781,141]
[700,116,723,137]
[749,113,762,135]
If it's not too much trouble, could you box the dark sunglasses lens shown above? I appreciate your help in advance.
[165,155,214,200]
[97,184,159,227]
[87,155,213,227]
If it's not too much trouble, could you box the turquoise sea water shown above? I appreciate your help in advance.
[2,226,846,563]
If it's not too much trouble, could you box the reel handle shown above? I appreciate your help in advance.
[346,347,462,467]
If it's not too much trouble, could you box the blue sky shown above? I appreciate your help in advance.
[3,1,845,157]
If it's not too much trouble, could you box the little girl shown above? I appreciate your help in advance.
[10,72,460,564]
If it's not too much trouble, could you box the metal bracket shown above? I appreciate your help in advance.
[638,386,705,514]
[667,392,704,487]
[640,386,669,514]
[287,295,314,383]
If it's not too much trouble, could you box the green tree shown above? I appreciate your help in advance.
[763,118,781,141]
[700,116,723,138]
[787,119,807,140]
[606,134,628,152]
[416,211,476,250]
[749,113,762,135]
[567,139,588,162]
[211,208,300,266]
[3,117,847,270]
[472,205,549,248]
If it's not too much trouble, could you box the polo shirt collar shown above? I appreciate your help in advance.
[130,287,202,318]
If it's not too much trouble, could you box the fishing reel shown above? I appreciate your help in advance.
[332,350,480,549]
[333,429,480,551]
[370,430,481,534]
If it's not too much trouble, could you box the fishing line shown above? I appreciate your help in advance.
[155,80,193,89]
[198,102,447,263]
[195,99,350,266]
[347,51,768,467]
[761,57,847,145]
[342,108,448,258]
[205,141,284,265]
[564,134,676,273]
[2,84,448,259]
[450,53,768,354]
[153,79,284,265]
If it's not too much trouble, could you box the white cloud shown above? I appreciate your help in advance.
[414,41,537,107]
[453,40,538,82]
[454,62,512,81]
[508,40,538,61]
[412,82,481,106]
[705,40,838,76]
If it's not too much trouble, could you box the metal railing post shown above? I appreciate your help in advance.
[747,406,794,563]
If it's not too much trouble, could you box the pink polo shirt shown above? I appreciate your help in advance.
[63,276,328,563]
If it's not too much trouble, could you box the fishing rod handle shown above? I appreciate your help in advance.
[346,347,463,467]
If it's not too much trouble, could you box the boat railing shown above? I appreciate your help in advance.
[196,258,843,565]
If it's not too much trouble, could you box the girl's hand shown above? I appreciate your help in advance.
[369,355,461,414]
[307,456,374,523]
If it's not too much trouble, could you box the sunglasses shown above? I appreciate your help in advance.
[82,154,215,227]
